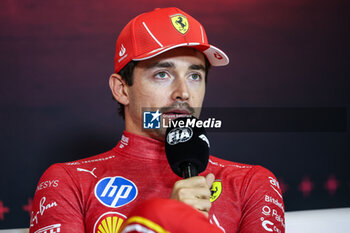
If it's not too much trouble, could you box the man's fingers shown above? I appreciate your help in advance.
[177,187,211,200]
[174,173,216,190]
[182,198,212,213]
[206,173,215,187]
[174,176,208,189]
[170,174,215,219]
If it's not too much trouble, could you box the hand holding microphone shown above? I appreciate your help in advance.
[165,116,214,217]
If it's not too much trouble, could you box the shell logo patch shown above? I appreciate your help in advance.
[94,212,127,233]
[170,14,189,34]
[210,180,222,202]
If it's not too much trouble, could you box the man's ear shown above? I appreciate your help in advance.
[109,73,129,105]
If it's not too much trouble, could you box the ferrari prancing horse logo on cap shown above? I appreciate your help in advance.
[171,14,189,34]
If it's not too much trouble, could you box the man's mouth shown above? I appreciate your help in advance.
[160,101,195,121]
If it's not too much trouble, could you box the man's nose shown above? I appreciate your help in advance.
[171,78,190,101]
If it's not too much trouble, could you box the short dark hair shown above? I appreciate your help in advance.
[115,57,211,119]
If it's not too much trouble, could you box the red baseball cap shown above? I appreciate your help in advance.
[114,7,229,73]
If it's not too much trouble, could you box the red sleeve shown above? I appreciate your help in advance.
[29,164,85,233]
[238,166,285,233]
[119,198,223,233]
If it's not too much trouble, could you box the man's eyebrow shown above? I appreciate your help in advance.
[189,64,205,71]
[146,62,205,71]
[147,61,174,69]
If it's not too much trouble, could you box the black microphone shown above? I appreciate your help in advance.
[165,116,210,178]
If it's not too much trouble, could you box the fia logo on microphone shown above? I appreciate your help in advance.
[167,127,193,145]
[143,110,161,129]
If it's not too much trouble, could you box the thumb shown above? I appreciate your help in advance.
[205,173,215,187]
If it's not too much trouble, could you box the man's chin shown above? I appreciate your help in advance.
[147,128,167,142]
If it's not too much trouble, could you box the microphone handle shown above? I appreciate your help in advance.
[180,162,198,178]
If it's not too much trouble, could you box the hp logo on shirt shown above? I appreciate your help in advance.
[94,176,138,208]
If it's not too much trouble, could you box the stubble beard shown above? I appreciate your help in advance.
[150,102,202,142]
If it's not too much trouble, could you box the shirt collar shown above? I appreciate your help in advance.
[114,131,167,160]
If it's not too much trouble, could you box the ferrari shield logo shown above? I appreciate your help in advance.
[210,180,222,202]
[171,14,189,34]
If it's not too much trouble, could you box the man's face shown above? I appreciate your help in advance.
[124,47,207,141]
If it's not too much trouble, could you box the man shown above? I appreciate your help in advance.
[29,7,285,233]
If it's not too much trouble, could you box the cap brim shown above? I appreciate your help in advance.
[133,43,229,67]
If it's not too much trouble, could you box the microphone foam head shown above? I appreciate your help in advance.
[165,116,210,177]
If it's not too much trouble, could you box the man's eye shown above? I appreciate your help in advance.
[190,73,201,81]
[155,72,169,79]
